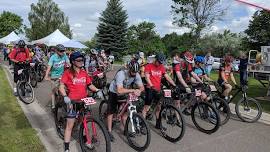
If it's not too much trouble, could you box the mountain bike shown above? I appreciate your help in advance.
[99,93,151,151]
[54,97,111,152]
[215,84,262,123]
[178,87,220,134]
[145,88,186,143]
[36,61,46,82]
[16,62,35,104]
[29,62,38,88]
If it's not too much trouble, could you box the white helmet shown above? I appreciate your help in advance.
[139,52,144,58]
[90,49,98,55]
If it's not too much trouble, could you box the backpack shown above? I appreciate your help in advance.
[14,48,27,59]
[113,67,136,89]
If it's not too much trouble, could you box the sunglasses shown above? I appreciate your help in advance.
[75,59,84,62]
[59,50,65,52]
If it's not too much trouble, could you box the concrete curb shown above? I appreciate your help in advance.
[1,64,63,152]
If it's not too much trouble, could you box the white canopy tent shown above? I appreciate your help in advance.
[0,31,20,44]
[62,39,88,49]
[32,29,70,46]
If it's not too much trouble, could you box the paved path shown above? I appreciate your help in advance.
[1,61,270,152]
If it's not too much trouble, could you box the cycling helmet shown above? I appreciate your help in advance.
[133,53,140,61]
[195,56,204,63]
[17,40,25,48]
[90,49,98,55]
[128,61,140,73]
[155,53,166,64]
[56,44,65,52]
[183,51,194,63]
[70,51,84,62]
[224,55,233,63]
[139,52,144,58]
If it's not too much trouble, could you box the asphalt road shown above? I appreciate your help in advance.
[2,61,270,152]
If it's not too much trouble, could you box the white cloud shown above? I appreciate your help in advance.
[73,23,82,28]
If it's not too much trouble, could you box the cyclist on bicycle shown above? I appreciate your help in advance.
[217,55,237,101]
[85,49,99,75]
[8,40,30,95]
[45,44,70,111]
[193,56,212,81]
[32,45,45,71]
[107,61,144,142]
[59,51,101,152]
[142,53,176,129]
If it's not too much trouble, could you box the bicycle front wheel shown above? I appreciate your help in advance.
[235,97,262,123]
[79,117,111,152]
[29,69,38,88]
[211,96,231,125]
[124,113,151,151]
[17,81,35,104]
[191,102,220,134]
[98,100,108,123]
[54,101,66,139]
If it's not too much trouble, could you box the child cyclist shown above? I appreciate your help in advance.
[59,51,102,152]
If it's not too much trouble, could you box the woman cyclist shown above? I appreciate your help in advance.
[217,55,237,101]
[59,51,101,152]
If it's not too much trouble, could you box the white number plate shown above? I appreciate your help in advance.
[81,97,96,105]
[164,89,172,97]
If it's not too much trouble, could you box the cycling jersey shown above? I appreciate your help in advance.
[173,61,193,84]
[218,63,232,81]
[48,53,69,79]
[145,63,166,91]
[61,69,92,101]
[9,48,30,62]
[193,67,205,79]
[109,70,143,94]
[85,55,98,73]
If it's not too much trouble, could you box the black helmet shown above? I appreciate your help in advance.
[155,53,166,64]
[17,40,25,48]
[70,51,84,62]
[128,61,140,73]
[56,44,65,52]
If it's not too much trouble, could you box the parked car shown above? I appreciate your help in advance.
[212,57,221,70]
[232,59,240,72]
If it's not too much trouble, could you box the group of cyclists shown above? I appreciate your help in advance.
[5,39,240,152]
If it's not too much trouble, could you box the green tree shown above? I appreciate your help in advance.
[0,11,23,37]
[171,0,225,45]
[127,21,166,55]
[244,10,270,50]
[96,0,128,55]
[26,0,72,40]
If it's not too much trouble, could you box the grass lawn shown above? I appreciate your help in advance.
[210,70,270,113]
[0,67,45,152]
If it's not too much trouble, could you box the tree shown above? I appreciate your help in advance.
[244,10,270,50]
[26,0,72,41]
[96,0,128,55]
[0,11,23,37]
[127,21,166,55]
[171,0,225,45]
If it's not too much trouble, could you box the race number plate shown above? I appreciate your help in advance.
[81,97,96,106]
[209,85,217,91]
[164,89,172,97]
[195,89,202,97]
[30,63,35,67]
[18,69,23,75]
[128,93,138,102]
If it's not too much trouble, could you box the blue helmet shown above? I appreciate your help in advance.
[195,56,204,63]
[70,51,84,62]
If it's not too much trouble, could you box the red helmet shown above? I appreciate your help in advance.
[224,55,233,63]
[183,51,194,63]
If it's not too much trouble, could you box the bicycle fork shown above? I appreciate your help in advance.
[83,113,97,145]
[128,103,138,133]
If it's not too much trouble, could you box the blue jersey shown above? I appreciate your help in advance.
[48,53,69,79]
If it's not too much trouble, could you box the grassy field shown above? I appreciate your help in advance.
[0,67,45,152]
[210,71,270,113]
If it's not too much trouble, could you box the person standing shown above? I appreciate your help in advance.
[204,52,214,77]
[239,51,248,86]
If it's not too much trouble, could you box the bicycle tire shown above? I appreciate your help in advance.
[98,100,108,122]
[37,64,46,82]
[235,97,262,123]
[17,81,35,104]
[79,117,111,152]
[211,96,231,125]
[54,101,67,140]
[191,102,220,134]
[124,113,151,151]
[159,104,185,142]
[29,68,38,88]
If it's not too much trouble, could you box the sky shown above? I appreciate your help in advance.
[0,0,270,41]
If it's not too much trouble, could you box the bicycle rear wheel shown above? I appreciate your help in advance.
[17,81,35,104]
[124,113,151,151]
[37,64,46,82]
[79,117,111,152]
[191,102,220,134]
[235,97,262,123]
[159,104,185,142]
[29,68,38,88]
[211,96,231,125]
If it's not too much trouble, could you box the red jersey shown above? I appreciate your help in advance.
[145,63,166,91]
[219,64,232,81]
[173,61,193,82]
[9,48,30,62]
[61,69,92,101]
